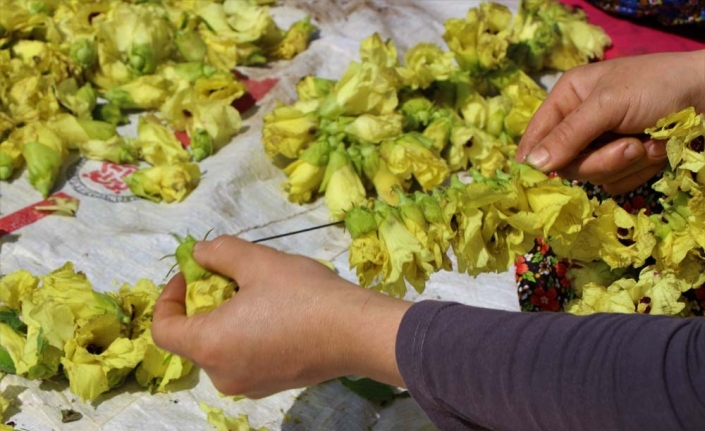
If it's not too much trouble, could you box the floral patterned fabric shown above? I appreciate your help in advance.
[515,172,705,316]
[517,171,705,315]
[588,0,705,25]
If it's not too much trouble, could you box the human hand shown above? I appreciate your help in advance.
[151,235,410,398]
[516,50,705,195]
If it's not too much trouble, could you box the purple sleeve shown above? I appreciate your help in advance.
[396,300,705,431]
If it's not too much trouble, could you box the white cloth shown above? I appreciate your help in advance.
[0,1,524,429]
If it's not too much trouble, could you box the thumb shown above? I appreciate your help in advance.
[192,235,280,285]
[524,94,624,173]
[152,273,196,357]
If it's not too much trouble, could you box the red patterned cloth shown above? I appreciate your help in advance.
[561,0,704,59]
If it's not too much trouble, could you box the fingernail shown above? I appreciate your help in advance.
[647,141,667,159]
[526,147,549,170]
[193,241,207,253]
[623,142,643,161]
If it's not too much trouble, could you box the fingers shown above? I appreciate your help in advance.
[556,138,667,185]
[556,137,646,182]
[517,74,585,162]
[601,163,666,196]
[192,235,282,285]
[152,273,194,357]
[523,93,626,173]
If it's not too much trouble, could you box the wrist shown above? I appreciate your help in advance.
[332,286,412,387]
[686,49,705,113]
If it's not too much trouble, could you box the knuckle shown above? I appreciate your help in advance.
[557,68,579,86]
[592,152,616,180]
[209,235,231,253]
[211,377,248,397]
[594,88,617,109]
[550,122,577,153]
[192,341,220,370]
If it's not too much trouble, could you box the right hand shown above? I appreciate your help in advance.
[516,49,705,195]
[151,235,410,399]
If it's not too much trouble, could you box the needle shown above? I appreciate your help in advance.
[251,220,344,243]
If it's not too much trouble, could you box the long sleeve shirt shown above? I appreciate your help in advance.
[396,301,705,431]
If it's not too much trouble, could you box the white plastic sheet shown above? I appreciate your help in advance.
[0,1,525,429]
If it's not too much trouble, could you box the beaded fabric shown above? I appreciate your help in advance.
[587,0,705,25]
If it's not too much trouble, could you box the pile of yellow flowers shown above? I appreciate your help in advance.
[262,0,610,220]
[0,263,193,403]
[0,230,241,410]
[0,0,315,201]
[344,107,705,317]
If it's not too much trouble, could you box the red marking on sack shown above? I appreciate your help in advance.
[0,192,75,236]
[175,130,190,147]
[232,69,279,113]
[244,77,279,101]
[81,162,137,194]
[232,92,258,114]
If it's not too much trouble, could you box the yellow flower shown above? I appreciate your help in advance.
[185,274,236,316]
[552,200,656,269]
[124,162,201,203]
[319,61,399,118]
[199,402,269,431]
[0,323,26,375]
[282,159,326,204]
[397,43,456,90]
[546,20,611,71]
[77,136,138,165]
[20,123,68,197]
[296,76,335,101]
[133,114,190,166]
[267,17,316,60]
[345,113,403,144]
[382,133,449,191]
[645,107,705,170]
[282,138,330,203]
[187,101,242,161]
[375,204,435,296]
[0,270,38,310]
[324,165,367,222]
[566,267,686,316]
[262,103,318,159]
[103,74,170,110]
[98,2,174,76]
[526,176,596,240]
[46,113,116,150]
[443,4,512,73]
[361,146,408,205]
[61,335,149,402]
[55,78,97,119]
[117,279,160,339]
[135,330,193,393]
[359,33,399,68]
[349,230,387,289]
[501,81,545,138]
[34,196,80,216]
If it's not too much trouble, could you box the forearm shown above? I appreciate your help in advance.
[397,301,705,431]
[337,288,411,388]
[685,49,705,114]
